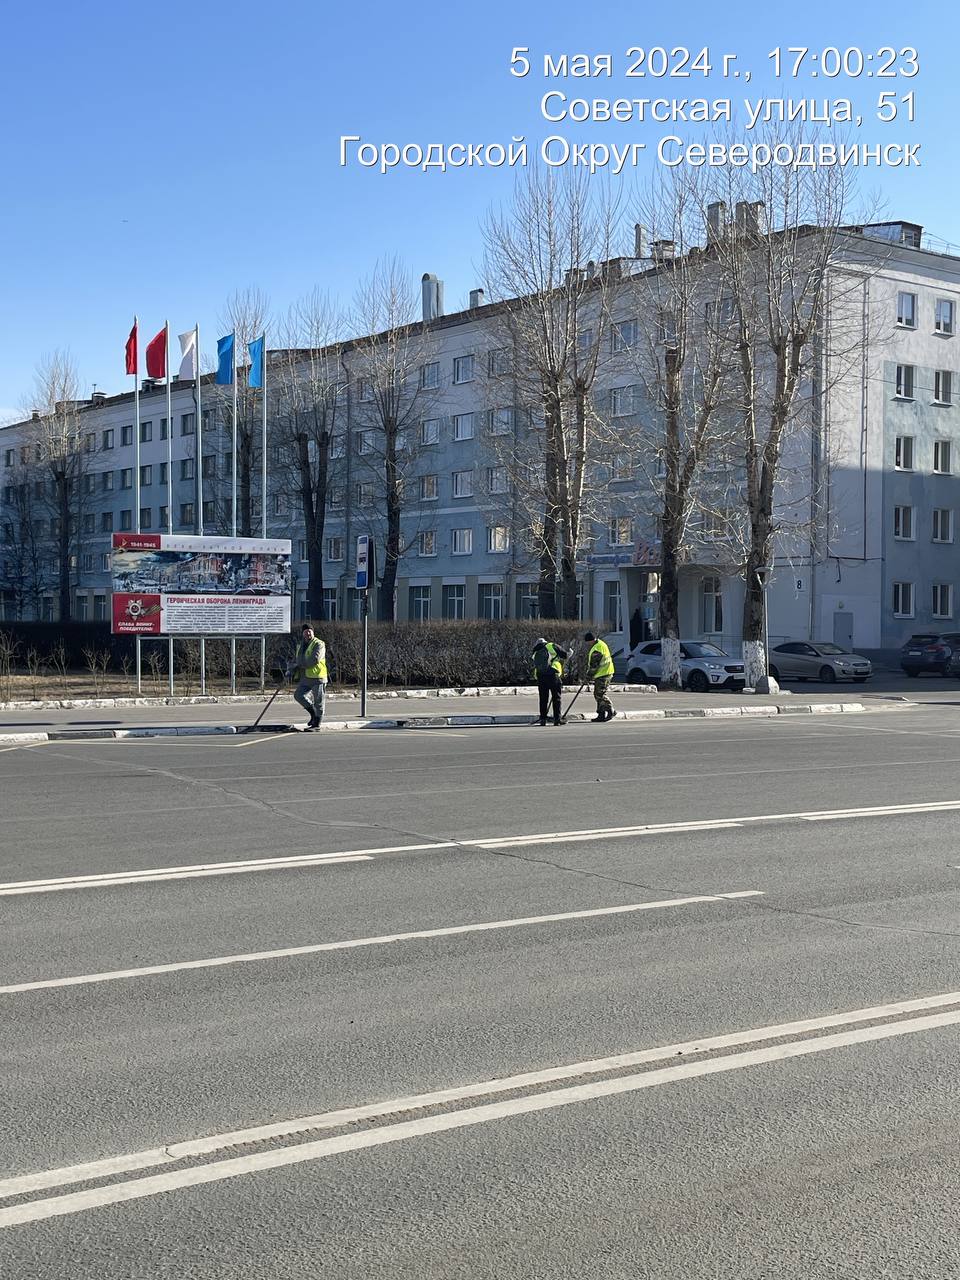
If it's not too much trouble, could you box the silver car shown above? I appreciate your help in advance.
[770,641,872,684]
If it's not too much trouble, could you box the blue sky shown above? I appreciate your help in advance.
[1,0,954,418]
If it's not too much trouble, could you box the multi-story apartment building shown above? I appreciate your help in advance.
[2,216,958,658]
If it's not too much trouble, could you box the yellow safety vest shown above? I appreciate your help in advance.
[587,639,615,679]
[533,642,564,679]
[297,638,327,681]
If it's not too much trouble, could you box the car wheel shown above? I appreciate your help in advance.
[626,668,647,684]
[769,665,780,682]
[686,669,710,693]
[819,666,837,683]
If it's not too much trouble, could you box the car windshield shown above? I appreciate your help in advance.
[812,643,847,655]
[684,643,726,658]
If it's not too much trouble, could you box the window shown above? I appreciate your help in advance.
[326,536,344,561]
[933,583,953,619]
[81,553,94,573]
[82,434,95,454]
[81,514,94,535]
[3,448,13,467]
[935,371,953,405]
[892,581,914,617]
[102,429,115,450]
[451,527,473,555]
[272,493,286,516]
[453,354,475,384]
[160,419,168,440]
[321,588,339,621]
[419,419,440,446]
[420,362,440,389]
[452,469,474,499]
[610,385,638,417]
[895,364,915,398]
[442,583,465,619]
[895,436,914,470]
[488,349,510,377]
[935,298,955,335]
[611,319,639,352]
[202,454,216,478]
[478,583,504,619]
[608,516,632,546]
[516,583,539,620]
[357,379,374,402]
[486,466,509,494]
[934,440,952,474]
[328,485,345,507]
[19,445,28,465]
[180,502,195,527]
[331,435,345,459]
[933,508,954,543]
[120,509,132,531]
[419,474,438,501]
[82,473,95,495]
[93,594,107,621]
[298,539,308,562]
[409,585,431,622]
[180,413,195,436]
[488,407,514,435]
[453,413,474,441]
[100,511,113,532]
[159,462,168,485]
[180,458,195,481]
[893,505,914,539]
[896,291,917,328]
[140,421,152,443]
[577,329,594,357]
[355,483,374,507]
[611,453,633,481]
[159,505,168,529]
[34,479,45,500]
[418,530,437,557]
[140,464,152,486]
[705,297,735,326]
[140,507,152,529]
[603,580,622,631]
[121,425,133,446]
[357,429,375,454]
[487,526,510,553]
[100,552,111,573]
[701,576,723,633]
[223,452,233,478]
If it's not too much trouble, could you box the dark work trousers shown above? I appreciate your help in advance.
[537,671,563,723]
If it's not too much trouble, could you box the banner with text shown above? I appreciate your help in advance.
[110,533,292,635]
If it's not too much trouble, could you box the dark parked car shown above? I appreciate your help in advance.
[900,632,960,677]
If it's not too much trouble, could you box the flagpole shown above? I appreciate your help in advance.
[195,323,205,695]
[133,315,142,696]
[230,332,238,695]
[165,322,174,697]
[260,331,267,692]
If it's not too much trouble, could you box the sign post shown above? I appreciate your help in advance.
[356,534,373,717]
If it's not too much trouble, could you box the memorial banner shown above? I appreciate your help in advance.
[111,533,292,636]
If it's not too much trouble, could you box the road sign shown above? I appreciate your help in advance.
[356,535,372,591]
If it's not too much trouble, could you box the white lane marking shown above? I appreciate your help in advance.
[4,795,960,897]
[3,985,959,1203]
[4,1004,960,1227]
[0,892,763,996]
[0,854,372,896]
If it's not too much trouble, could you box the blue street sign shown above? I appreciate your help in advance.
[356,534,371,591]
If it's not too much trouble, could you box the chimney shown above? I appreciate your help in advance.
[469,288,485,309]
[421,273,444,322]
[706,202,726,245]
[31,409,40,421]
[601,258,626,280]
[634,224,648,258]
[651,240,675,264]
[586,260,597,279]
[141,378,156,393]
[91,391,106,405]
[735,201,764,236]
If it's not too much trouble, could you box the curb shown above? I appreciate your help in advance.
[0,701,872,744]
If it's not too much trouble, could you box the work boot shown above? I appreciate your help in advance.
[605,709,617,722]
[591,713,605,722]
[537,718,547,726]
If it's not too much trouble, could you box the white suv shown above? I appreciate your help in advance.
[627,641,746,692]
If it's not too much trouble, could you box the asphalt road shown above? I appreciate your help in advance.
[3,705,960,1277]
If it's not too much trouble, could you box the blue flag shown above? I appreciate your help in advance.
[215,333,235,385]
[248,336,264,388]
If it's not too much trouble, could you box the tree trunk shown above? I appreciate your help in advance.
[378,421,400,622]
[57,473,71,622]
[239,428,253,536]
[658,349,683,689]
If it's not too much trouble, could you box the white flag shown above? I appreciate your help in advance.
[178,329,198,380]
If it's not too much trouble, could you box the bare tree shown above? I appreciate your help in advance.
[482,170,624,619]
[349,259,440,621]
[0,463,50,618]
[273,291,346,619]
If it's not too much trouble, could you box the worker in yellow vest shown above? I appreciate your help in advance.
[585,631,616,722]
[287,623,328,730]
[532,637,569,725]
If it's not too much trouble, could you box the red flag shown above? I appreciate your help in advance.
[145,326,166,378]
[125,320,138,375]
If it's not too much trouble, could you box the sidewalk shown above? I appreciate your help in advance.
[0,685,891,743]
